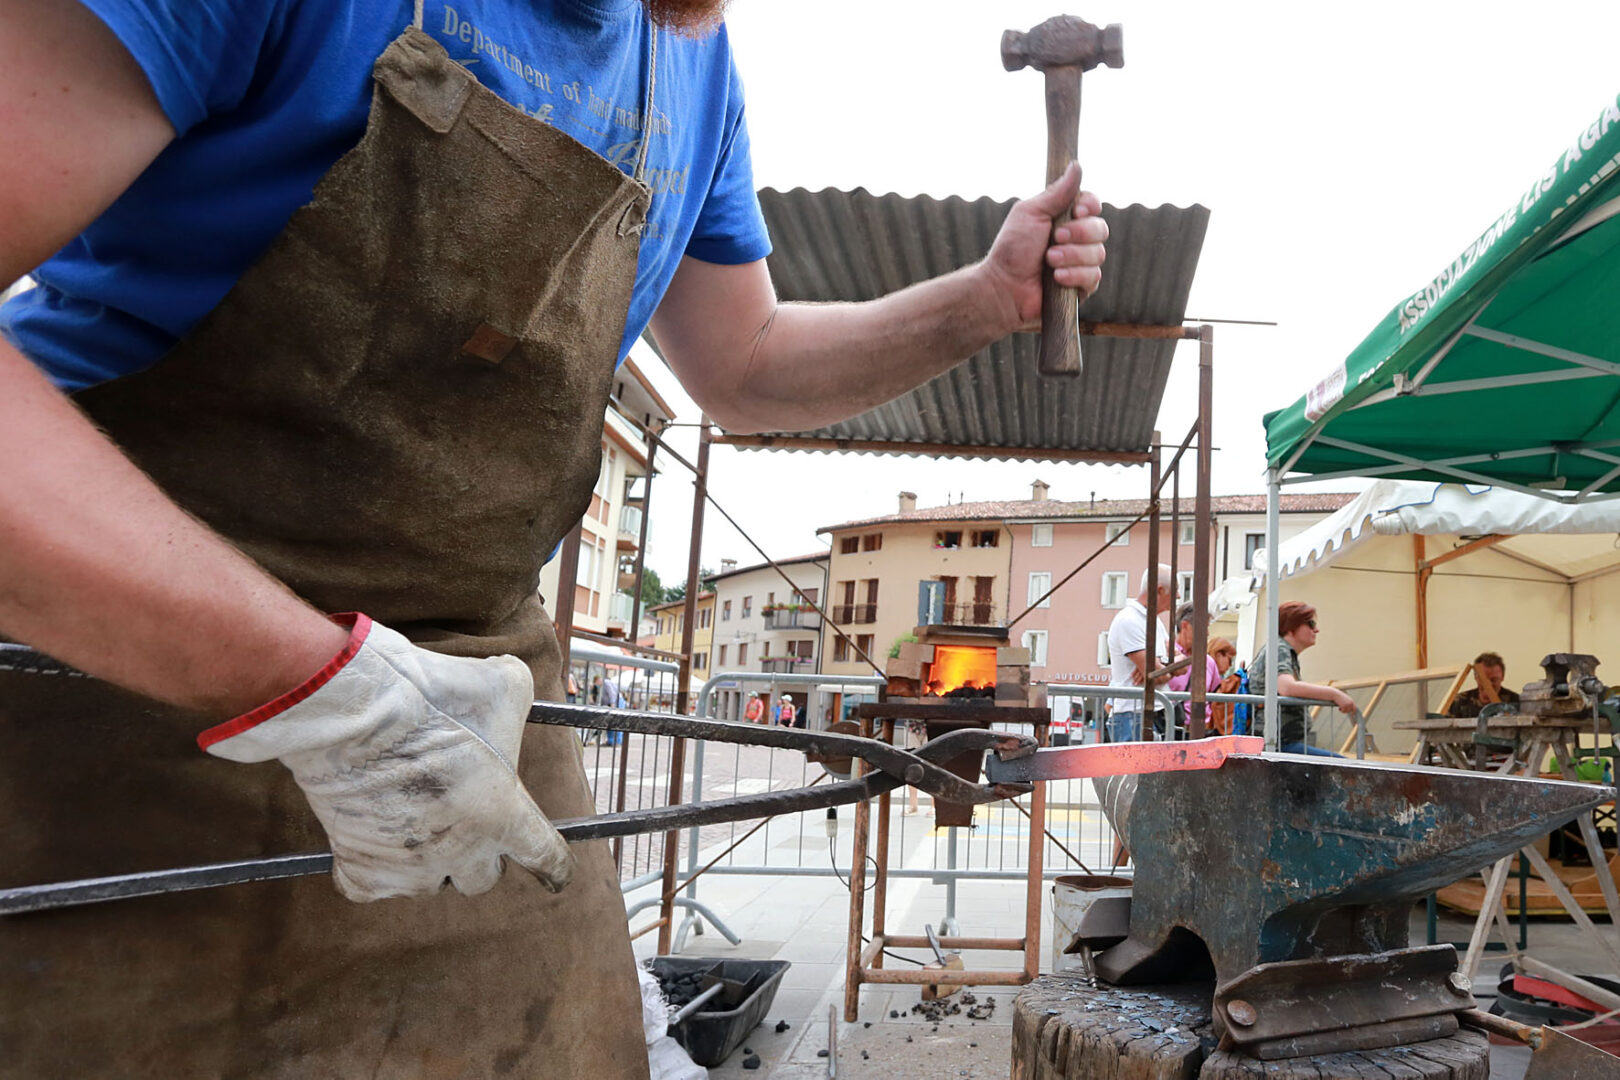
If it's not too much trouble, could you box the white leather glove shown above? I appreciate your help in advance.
[198,614,573,901]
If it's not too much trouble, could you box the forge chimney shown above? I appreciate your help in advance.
[1031,479,1049,502]
[898,491,917,514]
[720,558,737,574]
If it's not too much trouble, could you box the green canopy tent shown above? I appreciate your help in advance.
[1254,92,1620,740]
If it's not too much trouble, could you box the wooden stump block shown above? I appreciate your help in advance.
[1012,975,1214,1079]
[1012,976,1491,1080]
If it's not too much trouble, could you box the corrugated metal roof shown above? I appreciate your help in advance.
[746,187,1210,458]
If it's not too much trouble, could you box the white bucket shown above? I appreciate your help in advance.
[1050,874,1132,974]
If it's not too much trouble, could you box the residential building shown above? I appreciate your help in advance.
[647,589,715,701]
[707,552,831,721]
[815,484,1355,690]
[817,492,1014,681]
[1007,487,1356,686]
[536,358,675,638]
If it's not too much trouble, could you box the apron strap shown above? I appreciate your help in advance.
[632,21,657,185]
[403,1,654,185]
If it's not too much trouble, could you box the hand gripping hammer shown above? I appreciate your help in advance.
[1002,15,1123,376]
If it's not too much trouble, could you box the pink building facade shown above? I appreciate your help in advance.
[1007,514,1214,686]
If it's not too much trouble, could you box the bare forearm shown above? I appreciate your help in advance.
[726,262,1015,433]
[0,345,348,716]
[1276,675,1339,704]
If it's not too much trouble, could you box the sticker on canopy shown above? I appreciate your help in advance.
[1304,363,1347,421]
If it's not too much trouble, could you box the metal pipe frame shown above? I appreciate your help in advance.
[843,710,1049,1022]
[1189,326,1214,737]
[1265,469,1282,750]
[658,417,712,954]
[1143,440,1161,721]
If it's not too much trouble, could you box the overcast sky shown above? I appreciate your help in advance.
[631,0,1620,588]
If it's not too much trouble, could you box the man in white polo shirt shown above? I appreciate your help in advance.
[1105,564,1173,742]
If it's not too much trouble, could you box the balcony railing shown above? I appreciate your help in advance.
[830,603,877,624]
[761,656,814,673]
[935,602,1002,626]
[617,505,644,538]
[606,591,636,626]
[763,608,822,630]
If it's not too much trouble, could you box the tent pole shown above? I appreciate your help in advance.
[1265,469,1281,751]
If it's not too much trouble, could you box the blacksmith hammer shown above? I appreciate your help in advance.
[1002,15,1122,377]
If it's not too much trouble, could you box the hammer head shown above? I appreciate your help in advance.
[1001,15,1124,74]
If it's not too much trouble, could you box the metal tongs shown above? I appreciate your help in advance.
[0,701,1037,916]
[1,696,1261,915]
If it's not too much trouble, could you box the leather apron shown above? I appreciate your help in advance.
[1,18,656,1080]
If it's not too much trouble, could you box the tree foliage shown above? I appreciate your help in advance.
[663,567,715,604]
[639,567,664,607]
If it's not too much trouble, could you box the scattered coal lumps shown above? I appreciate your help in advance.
[741,1054,762,1070]
[816,1049,829,1058]
[774,1020,790,1033]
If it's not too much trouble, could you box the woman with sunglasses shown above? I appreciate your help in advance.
[1247,600,1355,756]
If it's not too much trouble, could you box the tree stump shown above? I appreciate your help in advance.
[1012,975,1214,1080]
[1012,976,1491,1079]
[1200,1035,1490,1078]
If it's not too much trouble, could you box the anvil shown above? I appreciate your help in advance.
[1095,756,1609,987]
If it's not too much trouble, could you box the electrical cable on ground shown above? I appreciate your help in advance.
[825,813,928,968]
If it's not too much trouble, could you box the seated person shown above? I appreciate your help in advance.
[1247,600,1355,756]
[1448,651,1522,718]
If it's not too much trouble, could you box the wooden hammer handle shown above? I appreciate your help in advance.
[1041,65,1083,377]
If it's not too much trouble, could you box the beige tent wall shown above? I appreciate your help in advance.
[1573,572,1620,664]
[1221,535,1579,753]
[1426,546,1570,683]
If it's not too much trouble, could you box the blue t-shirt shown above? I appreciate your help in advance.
[2,0,771,391]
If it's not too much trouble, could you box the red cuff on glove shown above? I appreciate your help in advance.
[196,613,373,751]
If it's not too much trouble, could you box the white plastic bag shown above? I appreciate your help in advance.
[647,1035,708,1080]
[637,964,669,1044]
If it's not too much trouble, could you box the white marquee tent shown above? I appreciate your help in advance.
[1212,481,1620,745]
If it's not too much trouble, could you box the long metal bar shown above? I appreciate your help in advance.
[1189,325,1214,737]
[660,417,712,954]
[1078,320,1202,340]
[1265,469,1281,751]
[573,630,685,664]
[2,725,1026,917]
[1007,505,1151,628]
[1168,456,1179,647]
[844,712,872,1022]
[985,736,1262,783]
[1154,420,1200,496]
[1279,436,1601,486]
[1143,440,1161,726]
[1050,683,1319,711]
[1311,435,1586,502]
[1464,325,1620,376]
[1355,366,1606,409]
[627,431,658,646]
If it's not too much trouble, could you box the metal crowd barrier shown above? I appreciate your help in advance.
[617,678,1365,954]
